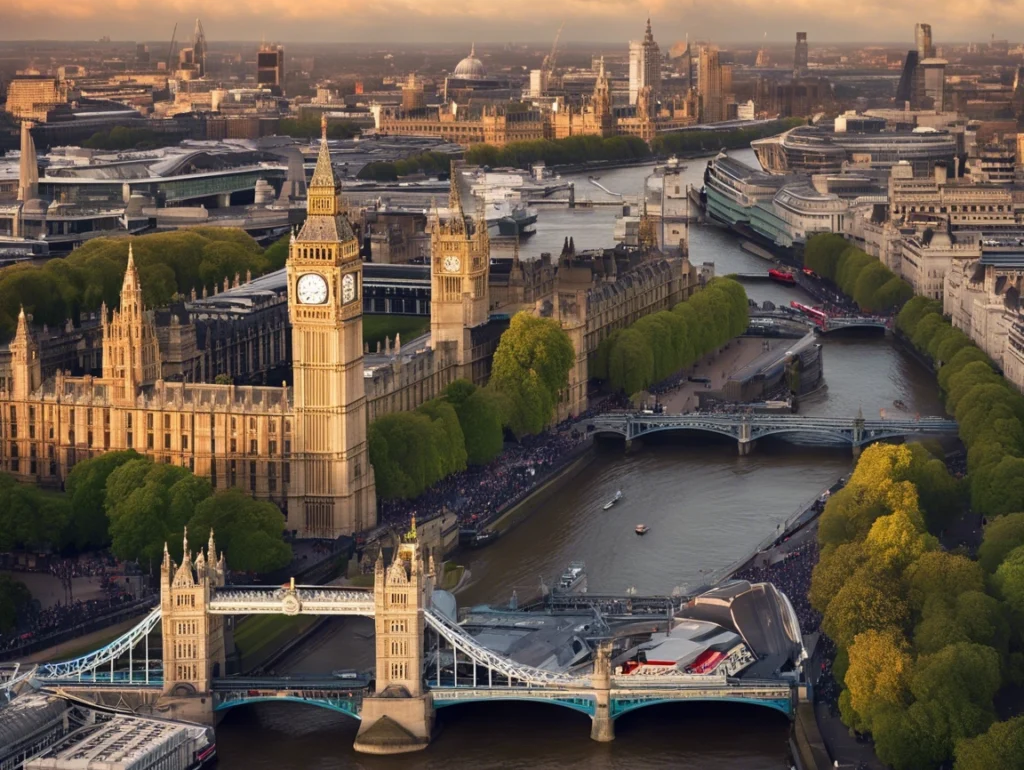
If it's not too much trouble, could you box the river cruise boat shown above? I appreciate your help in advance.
[603,490,623,510]
[635,524,650,536]
[556,561,587,593]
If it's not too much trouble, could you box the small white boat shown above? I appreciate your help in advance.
[603,490,623,511]
[556,561,587,593]
[635,524,649,536]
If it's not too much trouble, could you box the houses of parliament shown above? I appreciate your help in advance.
[0,124,701,539]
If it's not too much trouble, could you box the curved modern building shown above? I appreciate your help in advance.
[704,153,854,249]
[752,117,958,176]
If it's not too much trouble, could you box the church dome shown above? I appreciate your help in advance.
[453,46,486,79]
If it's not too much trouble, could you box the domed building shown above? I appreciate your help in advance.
[444,44,508,102]
[452,45,486,80]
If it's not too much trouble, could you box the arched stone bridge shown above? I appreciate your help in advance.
[589,413,959,455]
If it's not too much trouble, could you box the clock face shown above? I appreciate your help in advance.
[443,255,461,273]
[342,273,357,304]
[296,273,328,305]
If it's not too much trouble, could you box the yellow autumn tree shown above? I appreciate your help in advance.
[864,510,938,573]
[823,566,911,649]
[844,627,914,733]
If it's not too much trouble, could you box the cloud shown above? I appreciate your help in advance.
[4,0,1024,41]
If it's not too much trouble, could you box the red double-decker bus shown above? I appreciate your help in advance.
[790,301,828,325]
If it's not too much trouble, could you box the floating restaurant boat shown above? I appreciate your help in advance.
[603,490,623,510]
[768,268,796,285]
[635,524,650,536]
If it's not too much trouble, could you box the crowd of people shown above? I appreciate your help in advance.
[1,556,149,656]
[376,427,591,538]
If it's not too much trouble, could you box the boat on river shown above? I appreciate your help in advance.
[603,490,623,510]
[555,561,587,593]
[635,524,649,536]
[893,399,907,410]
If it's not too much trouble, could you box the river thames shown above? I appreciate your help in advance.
[214,153,944,769]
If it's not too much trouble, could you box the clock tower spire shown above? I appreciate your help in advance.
[430,162,490,382]
[286,118,376,537]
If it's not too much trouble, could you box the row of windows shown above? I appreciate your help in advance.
[176,642,197,659]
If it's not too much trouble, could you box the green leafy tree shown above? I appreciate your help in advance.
[0,473,71,552]
[0,574,32,633]
[897,296,944,337]
[489,313,574,437]
[972,456,1024,517]
[187,489,291,573]
[417,399,468,478]
[65,450,142,551]
[446,380,504,465]
[954,715,1024,770]
[904,551,985,614]
[873,700,953,770]
[937,347,992,393]
[979,513,1024,572]
[105,460,194,567]
[908,643,1002,758]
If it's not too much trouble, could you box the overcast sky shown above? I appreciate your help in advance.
[2,0,1020,45]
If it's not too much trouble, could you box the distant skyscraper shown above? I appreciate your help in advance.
[136,43,150,65]
[17,121,38,202]
[628,18,661,105]
[794,32,808,75]
[257,44,285,93]
[915,23,935,59]
[192,19,207,78]
[699,46,724,123]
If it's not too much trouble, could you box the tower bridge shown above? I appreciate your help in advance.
[2,528,803,755]
[588,412,959,456]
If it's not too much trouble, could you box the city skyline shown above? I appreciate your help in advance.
[4,3,1024,45]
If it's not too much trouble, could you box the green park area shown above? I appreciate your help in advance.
[362,315,430,350]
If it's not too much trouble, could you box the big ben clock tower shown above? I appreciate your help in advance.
[430,163,490,382]
[287,117,376,538]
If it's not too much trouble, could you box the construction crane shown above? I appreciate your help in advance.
[167,22,178,70]
[541,22,565,82]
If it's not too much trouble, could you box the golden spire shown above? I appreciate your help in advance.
[404,515,418,543]
[447,162,466,235]
[15,306,28,340]
[309,116,336,191]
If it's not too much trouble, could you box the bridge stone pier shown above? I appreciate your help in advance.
[590,640,614,742]
[353,537,436,754]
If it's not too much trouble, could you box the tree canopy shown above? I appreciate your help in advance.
[802,234,912,313]
[0,575,31,633]
[489,313,575,437]
[650,118,805,156]
[0,228,279,340]
[593,277,749,397]
[896,289,1024,518]
[465,135,651,169]
[807,442,1016,770]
